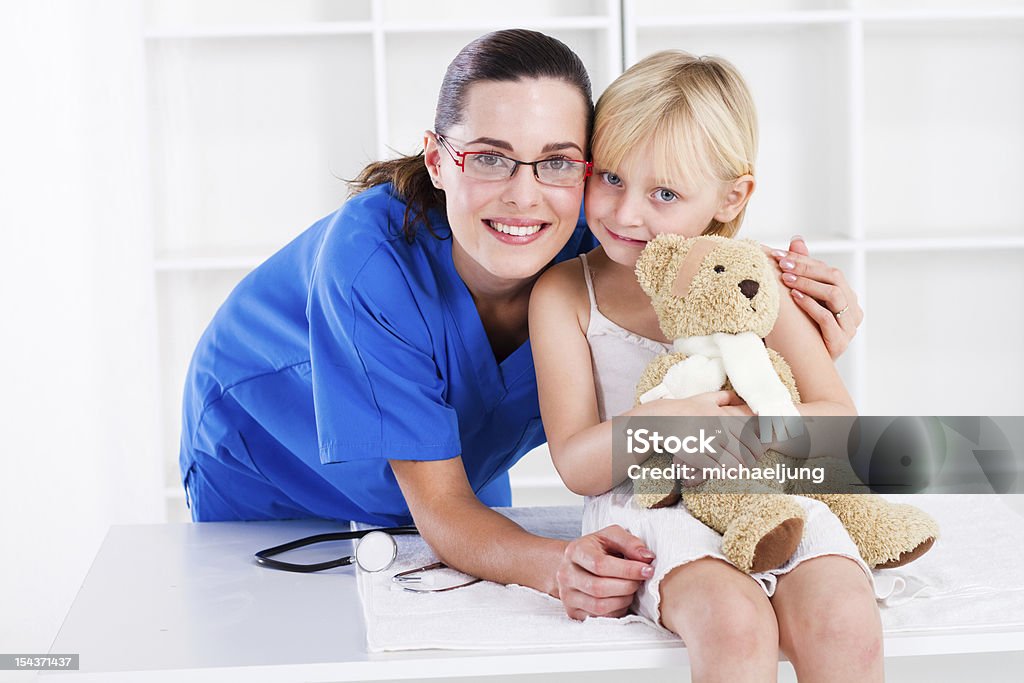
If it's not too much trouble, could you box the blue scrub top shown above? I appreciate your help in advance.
[180,183,596,524]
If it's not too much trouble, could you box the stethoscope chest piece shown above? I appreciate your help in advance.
[354,530,398,573]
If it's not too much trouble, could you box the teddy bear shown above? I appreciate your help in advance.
[630,234,938,573]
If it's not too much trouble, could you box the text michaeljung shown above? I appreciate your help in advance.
[627,461,826,486]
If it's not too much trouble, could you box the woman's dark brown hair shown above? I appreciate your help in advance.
[348,29,594,241]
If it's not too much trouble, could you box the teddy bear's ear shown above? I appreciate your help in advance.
[635,234,691,298]
[738,238,767,257]
[741,239,770,264]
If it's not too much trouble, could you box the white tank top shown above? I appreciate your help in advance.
[579,253,673,422]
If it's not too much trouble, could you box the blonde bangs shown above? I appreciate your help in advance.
[591,50,757,192]
[650,114,720,190]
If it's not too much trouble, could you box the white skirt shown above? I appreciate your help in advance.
[582,481,875,626]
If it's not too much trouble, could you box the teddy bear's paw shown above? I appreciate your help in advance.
[873,536,935,569]
[630,453,681,509]
[750,516,806,573]
[632,475,681,509]
[721,497,807,573]
[635,489,682,509]
[862,503,940,569]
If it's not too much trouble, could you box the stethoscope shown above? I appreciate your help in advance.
[254,525,419,573]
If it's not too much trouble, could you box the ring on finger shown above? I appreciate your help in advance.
[834,304,850,320]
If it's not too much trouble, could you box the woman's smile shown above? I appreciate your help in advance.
[484,218,551,244]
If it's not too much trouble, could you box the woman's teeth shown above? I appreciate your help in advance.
[490,221,543,237]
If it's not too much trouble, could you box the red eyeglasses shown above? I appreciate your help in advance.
[436,134,592,187]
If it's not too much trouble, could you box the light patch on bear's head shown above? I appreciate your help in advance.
[671,239,718,299]
[641,236,780,340]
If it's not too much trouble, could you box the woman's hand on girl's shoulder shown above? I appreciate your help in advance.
[763,235,863,360]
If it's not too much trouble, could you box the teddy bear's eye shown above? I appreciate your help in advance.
[714,265,725,273]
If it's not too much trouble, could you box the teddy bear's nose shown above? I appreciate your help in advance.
[739,280,759,300]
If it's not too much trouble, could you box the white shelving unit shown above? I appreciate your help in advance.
[144,0,1024,521]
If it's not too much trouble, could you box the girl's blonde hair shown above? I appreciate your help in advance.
[592,50,758,238]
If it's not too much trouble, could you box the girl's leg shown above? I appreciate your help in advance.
[659,557,780,683]
[771,556,883,683]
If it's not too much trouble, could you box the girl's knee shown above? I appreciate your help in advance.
[784,607,882,676]
[774,557,881,653]
[660,560,778,653]
[705,593,778,642]
[781,578,882,656]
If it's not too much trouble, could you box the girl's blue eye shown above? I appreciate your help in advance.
[656,188,678,203]
[601,172,622,187]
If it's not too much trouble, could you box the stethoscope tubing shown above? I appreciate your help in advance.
[254,525,418,573]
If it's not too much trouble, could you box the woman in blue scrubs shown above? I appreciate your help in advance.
[180,29,863,619]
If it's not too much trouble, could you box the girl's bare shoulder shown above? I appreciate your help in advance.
[534,252,590,305]
[531,251,597,334]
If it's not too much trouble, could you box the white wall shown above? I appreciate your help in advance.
[0,0,162,673]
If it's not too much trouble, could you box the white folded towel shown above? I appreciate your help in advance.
[356,506,676,652]
[356,496,1024,651]
[870,494,1024,632]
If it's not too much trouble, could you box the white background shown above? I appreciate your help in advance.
[1,1,1022,681]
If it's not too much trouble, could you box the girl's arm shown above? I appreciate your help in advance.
[765,277,856,416]
[528,260,608,495]
[530,261,740,496]
[762,278,856,459]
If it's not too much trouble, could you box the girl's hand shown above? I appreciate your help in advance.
[764,235,864,360]
[671,420,765,487]
[557,525,655,620]
[656,390,744,417]
[654,392,762,484]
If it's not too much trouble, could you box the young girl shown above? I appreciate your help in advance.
[531,51,884,682]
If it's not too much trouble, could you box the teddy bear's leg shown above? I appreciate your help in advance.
[683,490,806,573]
[631,453,681,508]
[806,493,939,569]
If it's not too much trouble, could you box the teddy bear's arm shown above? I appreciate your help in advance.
[634,352,690,405]
[638,355,729,404]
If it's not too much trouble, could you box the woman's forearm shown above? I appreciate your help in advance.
[413,492,568,596]
[389,457,567,596]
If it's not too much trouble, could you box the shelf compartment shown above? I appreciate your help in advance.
[634,23,853,242]
[147,35,376,255]
[863,19,1024,239]
[858,0,1024,16]
[143,0,372,32]
[379,0,606,23]
[383,29,615,156]
[144,22,375,41]
[379,16,614,33]
[144,18,617,41]
[864,250,1024,415]
[630,0,851,20]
